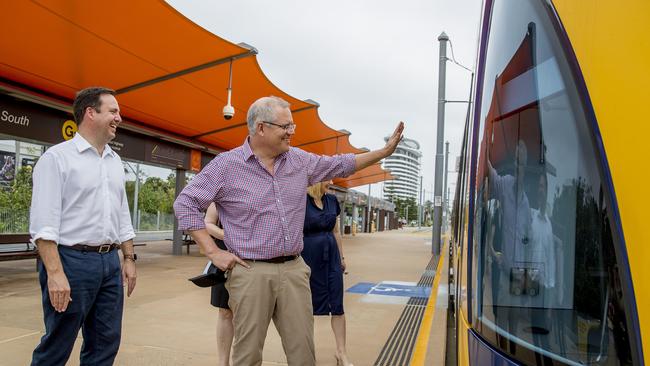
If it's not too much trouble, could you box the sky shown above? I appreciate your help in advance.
[165,0,482,201]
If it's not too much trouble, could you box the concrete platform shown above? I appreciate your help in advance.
[0,228,442,365]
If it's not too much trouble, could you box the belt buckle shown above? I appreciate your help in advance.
[98,244,112,254]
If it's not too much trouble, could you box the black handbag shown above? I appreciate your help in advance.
[188,261,227,287]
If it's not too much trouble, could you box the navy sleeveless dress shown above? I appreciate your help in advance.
[301,193,344,315]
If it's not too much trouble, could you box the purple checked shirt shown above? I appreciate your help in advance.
[174,138,356,259]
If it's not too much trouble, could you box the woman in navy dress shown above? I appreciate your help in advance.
[302,180,353,366]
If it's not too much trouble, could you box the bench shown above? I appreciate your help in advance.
[0,235,150,262]
[166,232,196,254]
[0,234,39,262]
[182,232,196,254]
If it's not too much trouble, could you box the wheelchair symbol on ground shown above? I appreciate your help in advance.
[347,281,431,298]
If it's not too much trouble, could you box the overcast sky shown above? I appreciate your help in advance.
[166,0,482,200]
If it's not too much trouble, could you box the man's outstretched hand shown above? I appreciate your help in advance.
[354,121,405,171]
[383,121,404,157]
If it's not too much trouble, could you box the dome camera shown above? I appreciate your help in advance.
[223,104,235,120]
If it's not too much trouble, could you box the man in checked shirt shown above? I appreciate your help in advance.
[174,96,403,365]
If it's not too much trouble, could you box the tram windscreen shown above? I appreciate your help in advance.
[472,1,634,365]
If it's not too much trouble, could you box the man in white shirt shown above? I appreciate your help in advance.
[30,87,137,366]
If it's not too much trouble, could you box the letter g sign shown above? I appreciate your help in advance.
[62,120,77,140]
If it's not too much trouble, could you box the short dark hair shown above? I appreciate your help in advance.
[72,87,115,124]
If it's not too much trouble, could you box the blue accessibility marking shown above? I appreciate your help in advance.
[347,282,431,298]
[347,282,376,294]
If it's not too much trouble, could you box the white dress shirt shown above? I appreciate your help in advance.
[488,166,532,266]
[528,208,556,288]
[30,133,135,246]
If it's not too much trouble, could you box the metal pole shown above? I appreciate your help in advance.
[367,184,372,233]
[406,205,409,225]
[443,141,449,233]
[432,32,448,255]
[132,163,140,228]
[172,168,186,255]
[339,199,346,235]
[352,204,358,235]
[15,141,21,172]
[447,187,451,231]
[418,176,423,230]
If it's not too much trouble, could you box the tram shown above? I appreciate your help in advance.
[449,0,649,365]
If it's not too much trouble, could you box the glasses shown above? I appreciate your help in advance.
[262,121,296,133]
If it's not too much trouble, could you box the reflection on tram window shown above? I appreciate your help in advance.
[472,0,633,365]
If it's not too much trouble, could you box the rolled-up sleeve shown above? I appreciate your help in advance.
[173,159,223,231]
[30,152,62,244]
[304,151,356,186]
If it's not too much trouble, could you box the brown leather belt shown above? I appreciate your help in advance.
[63,243,120,253]
[245,255,299,263]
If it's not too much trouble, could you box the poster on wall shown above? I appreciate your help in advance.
[21,157,37,169]
[0,151,16,187]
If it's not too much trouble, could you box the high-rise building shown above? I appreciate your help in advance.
[382,136,421,201]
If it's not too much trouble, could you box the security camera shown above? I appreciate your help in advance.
[223,104,234,120]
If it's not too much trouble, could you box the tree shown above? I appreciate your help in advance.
[551,178,603,319]
[0,165,33,233]
[125,180,136,212]
[0,165,33,211]
[423,200,433,226]
[390,196,419,225]
[139,177,169,214]
[392,196,404,219]
[405,196,418,223]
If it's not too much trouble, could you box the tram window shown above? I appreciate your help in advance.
[472,0,633,365]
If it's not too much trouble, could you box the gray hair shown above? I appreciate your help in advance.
[246,96,290,135]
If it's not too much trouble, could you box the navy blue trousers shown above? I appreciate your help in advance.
[31,247,124,366]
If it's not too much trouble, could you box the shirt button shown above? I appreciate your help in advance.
[277,199,280,203]
[285,236,289,241]
[282,217,285,222]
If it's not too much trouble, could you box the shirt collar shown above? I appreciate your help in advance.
[241,136,288,162]
[242,137,255,161]
[72,133,115,157]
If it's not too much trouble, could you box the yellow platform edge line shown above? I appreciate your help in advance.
[410,240,447,365]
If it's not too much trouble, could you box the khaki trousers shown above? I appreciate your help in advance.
[225,256,315,366]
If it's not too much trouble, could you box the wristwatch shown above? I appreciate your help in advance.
[123,253,138,262]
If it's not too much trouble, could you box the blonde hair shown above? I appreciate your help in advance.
[307,182,326,200]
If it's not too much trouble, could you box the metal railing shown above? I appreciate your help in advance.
[0,208,29,234]
[135,210,175,231]
[0,208,176,233]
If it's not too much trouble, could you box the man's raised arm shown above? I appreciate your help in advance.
[354,121,404,171]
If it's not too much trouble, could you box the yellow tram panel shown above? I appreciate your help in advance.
[552,1,650,360]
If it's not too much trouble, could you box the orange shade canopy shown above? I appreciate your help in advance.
[0,0,391,188]
[334,163,395,189]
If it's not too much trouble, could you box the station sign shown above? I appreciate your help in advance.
[0,93,68,145]
[0,93,193,170]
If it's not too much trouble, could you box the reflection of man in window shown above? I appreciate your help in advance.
[478,176,500,310]
[528,173,556,303]
[488,140,532,285]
